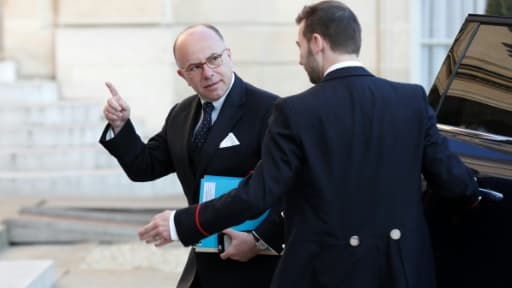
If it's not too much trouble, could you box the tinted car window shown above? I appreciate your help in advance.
[428,22,479,109]
[430,23,512,137]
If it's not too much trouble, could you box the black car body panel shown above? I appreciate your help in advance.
[427,14,512,288]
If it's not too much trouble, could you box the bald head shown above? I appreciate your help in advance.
[173,24,225,67]
[173,24,234,102]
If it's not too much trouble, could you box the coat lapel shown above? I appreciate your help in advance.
[178,97,202,196]
[195,74,245,177]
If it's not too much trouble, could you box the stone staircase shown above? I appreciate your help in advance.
[0,60,181,198]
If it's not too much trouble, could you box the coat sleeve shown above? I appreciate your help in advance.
[250,99,285,254]
[99,108,176,182]
[174,99,302,246]
[251,195,284,254]
[420,87,479,206]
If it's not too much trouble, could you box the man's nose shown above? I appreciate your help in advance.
[201,63,214,78]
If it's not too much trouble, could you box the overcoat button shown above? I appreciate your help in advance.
[390,229,401,240]
[349,235,360,247]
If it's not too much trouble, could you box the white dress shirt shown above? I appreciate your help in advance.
[324,60,364,76]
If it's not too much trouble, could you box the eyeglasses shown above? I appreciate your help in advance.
[182,48,228,74]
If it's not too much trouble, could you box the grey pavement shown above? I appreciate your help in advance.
[0,196,191,288]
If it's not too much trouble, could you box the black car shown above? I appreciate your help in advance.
[426,14,512,288]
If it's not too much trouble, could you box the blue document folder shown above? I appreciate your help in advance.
[195,175,269,252]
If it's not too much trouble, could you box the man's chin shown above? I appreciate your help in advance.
[305,69,321,84]
[308,74,320,84]
[201,92,223,102]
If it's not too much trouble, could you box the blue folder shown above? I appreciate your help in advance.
[195,175,269,252]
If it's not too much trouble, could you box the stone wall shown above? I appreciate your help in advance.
[3,0,55,78]
[2,0,411,132]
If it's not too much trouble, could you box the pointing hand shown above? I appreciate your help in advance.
[103,81,131,133]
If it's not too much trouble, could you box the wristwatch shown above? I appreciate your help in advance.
[251,231,269,250]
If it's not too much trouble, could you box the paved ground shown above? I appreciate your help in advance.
[0,196,190,287]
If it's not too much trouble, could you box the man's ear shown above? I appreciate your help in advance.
[177,69,192,87]
[177,69,185,79]
[310,33,324,54]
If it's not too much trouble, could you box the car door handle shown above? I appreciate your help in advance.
[479,187,504,202]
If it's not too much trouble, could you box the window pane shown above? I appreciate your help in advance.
[419,0,487,89]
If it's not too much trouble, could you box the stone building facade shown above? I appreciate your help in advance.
[2,0,411,131]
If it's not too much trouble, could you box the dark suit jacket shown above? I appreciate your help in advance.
[100,74,282,288]
[174,67,479,288]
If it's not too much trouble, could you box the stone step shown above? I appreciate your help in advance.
[0,80,58,103]
[38,196,187,210]
[0,169,182,198]
[0,100,103,126]
[0,146,119,171]
[5,215,140,244]
[18,206,157,226]
[0,225,7,252]
[0,124,101,148]
[0,260,57,288]
[0,123,149,148]
[0,60,17,83]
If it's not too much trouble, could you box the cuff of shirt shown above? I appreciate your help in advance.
[105,127,115,141]
[169,210,180,241]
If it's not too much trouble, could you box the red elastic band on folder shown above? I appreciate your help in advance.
[195,204,210,237]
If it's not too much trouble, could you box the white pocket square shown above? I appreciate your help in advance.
[219,132,240,148]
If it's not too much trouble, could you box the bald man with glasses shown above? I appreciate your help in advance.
[100,24,283,288]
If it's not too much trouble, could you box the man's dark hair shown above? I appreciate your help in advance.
[296,0,361,55]
[173,24,225,58]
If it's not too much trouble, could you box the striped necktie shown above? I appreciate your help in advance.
[191,102,214,151]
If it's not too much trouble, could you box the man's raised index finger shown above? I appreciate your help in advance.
[105,81,120,98]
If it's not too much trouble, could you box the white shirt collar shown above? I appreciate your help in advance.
[324,60,364,77]
[199,73,235,110]
[197,73,235,124]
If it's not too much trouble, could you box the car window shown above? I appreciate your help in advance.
[431,22,512,137]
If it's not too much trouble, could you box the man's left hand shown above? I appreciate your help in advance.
[138,210,172,247]
[220,229,258,262]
